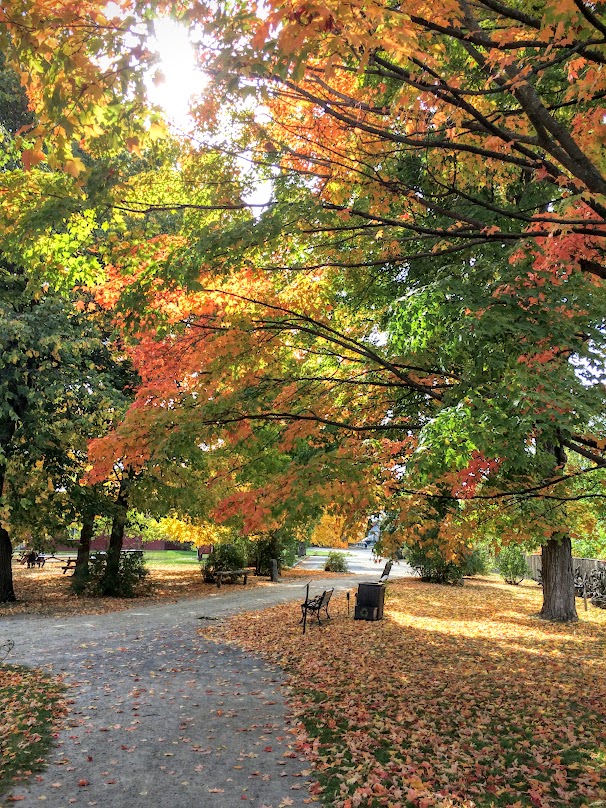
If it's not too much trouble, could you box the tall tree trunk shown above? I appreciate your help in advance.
[71,510,95,586]
[101,478,129,597]
[0,470,16,602]
[539,535,578,622]
[0,523,16,603]
[537,440,577,622]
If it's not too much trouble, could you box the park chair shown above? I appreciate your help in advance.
[300,588,334,627]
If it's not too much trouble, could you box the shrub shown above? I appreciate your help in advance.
[496,545,530,585]
[252,533,298,575]
[462,545,492,577]
[204,542,248,582]
[404,541,489,585]
[324,551,349,572]
[405,542,465,585]
[73,551,150,598]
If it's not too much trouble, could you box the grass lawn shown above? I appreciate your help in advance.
[142,550,201,566]
[0,665,65,798]
[307,549,352,556]
[201,576,606,808]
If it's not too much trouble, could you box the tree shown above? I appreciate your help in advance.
[183,0,606,621]
[0,263,137,601]
[5,1,606,622]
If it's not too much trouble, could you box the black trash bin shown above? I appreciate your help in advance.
[355,582,385,620]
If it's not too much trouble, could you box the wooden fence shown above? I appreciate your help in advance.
[525,554,606,580]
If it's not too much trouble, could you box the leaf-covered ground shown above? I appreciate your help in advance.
[0,563,344,617]
[0,665,65,798]
[201,577,606,808]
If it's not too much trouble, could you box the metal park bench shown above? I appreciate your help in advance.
[300,588,334,631]
[378,560,393,583]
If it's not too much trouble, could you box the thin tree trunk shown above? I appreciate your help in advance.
[0,469,15,603]
[101,478,129,597]
[539,536,578,622]
[0,523,16,603]
[72,510,95,582]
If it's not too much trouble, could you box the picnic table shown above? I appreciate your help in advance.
[61,558,77,574]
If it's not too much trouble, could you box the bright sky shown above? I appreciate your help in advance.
[145,17,207,131]
[145,17,273,210]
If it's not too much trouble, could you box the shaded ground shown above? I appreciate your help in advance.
[0,665,65,794]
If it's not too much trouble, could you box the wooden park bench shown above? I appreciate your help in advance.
[214,569,249,588]
[300,588,334,628]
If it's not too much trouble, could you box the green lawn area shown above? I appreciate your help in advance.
[143,550,201,566]
[306,548,352,556]
[0,665,65,797]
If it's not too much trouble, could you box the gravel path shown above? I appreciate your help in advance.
[0,576,362,808]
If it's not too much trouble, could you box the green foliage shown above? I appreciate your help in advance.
[571,534,606,561]
[72,551,150,598]
[463,545,492,577]
[404,541,487,585]
[324,551,349,572]
[404,542,465,585]
[204,542,248,582]
[496,545,531,585]
[252,532,299,574]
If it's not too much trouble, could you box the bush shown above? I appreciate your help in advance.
[495,545,530,585]
[324,551,349,572]
[405,542,465,585]
[462,545,492,577]
[72,551,150,598]
[404,541,489,585]
[252,532,298,575]
[204,542,248,582]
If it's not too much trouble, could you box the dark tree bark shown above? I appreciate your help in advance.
[101,477,129,597]
[0,523,16,603]
[72,510,95,583]
[0,470,15,603]
[536,441,577,622]
[539,535,578,622]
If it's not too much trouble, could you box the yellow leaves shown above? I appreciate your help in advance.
[148,121,167,142]
[205,578,606,807]
[310,512,358,548]
[64,157,86,178]
[159,517,233,547]
[0,664,65,789]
